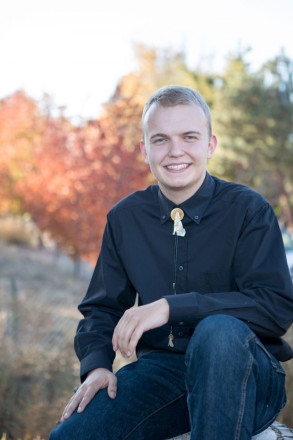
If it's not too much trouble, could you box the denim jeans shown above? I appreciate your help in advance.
[49,315,286,440]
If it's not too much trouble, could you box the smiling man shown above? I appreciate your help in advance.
[140,102,217,204]
[49,85,293,440]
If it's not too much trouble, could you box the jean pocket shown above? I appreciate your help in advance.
[255,339,286,376]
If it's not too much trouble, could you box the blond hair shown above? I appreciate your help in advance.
[142,85,212,138]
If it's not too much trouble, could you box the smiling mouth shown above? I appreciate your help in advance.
[166,164,190,170]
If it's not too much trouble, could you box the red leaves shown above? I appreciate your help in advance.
[2,88,153,263]
[0,90,44,214]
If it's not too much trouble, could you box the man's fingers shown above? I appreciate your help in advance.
[60,368,117,423]
[107,374,117,399]
[115,326,138,357]
[63,384,99,419]
[112,310,142,356]
[61,391,82,421]
[112,311,134,343]
[127,327,143,356]
[77,386,97,413]
[61,389,95,421]
[119,326,143,358]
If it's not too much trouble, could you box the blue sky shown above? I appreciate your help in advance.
[0,0,292,119]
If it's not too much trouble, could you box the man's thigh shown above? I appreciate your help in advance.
[49,352,190,440]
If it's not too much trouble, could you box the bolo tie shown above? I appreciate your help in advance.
[168,208,186,348]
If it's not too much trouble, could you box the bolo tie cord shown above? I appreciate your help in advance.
[168,208,186,348]
[168,233,178,347]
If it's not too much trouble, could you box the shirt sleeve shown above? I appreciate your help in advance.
[165,203,293,339]
[74,217,137,381]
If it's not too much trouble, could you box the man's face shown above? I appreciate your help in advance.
[140,103,217,204]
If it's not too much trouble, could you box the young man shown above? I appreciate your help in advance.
[49,86,293,440]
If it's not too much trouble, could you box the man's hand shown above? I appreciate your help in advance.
[112,298,169,358]
[60,368,117,422]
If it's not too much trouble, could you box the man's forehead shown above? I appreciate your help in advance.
[144,103,207,132]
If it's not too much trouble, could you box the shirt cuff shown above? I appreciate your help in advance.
[164,292,199,326]
[79,350,115,382]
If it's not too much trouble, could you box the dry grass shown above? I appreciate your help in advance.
[0,240,88,439]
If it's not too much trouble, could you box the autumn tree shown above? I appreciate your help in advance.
[20,116,83,258]
[21,86,149,263]
[0,90,43,214]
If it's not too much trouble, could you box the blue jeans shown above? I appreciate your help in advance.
[49,315,286,440]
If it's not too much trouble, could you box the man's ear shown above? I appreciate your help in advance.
[207,134,217,159]
[140,139,149,164]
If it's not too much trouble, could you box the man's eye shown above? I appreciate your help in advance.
[154,138,166,144]
[185,136,197,141]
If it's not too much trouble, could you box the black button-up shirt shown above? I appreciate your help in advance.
[75,173,293,380]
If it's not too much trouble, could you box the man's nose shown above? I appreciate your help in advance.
[168,139,184,156]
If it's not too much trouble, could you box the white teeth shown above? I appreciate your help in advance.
[166,164,189,170]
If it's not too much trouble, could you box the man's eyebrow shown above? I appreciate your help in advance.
[182,130,201,136]
[149,133,168,141]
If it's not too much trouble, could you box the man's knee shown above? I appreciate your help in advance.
[48,389,114,440]
[194,314,249,339]
[186,314,253,360]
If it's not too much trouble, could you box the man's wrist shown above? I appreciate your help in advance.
[158,298,170,323]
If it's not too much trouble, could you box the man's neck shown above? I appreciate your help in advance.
[159,176,206,205]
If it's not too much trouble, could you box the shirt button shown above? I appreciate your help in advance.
[178,265,184,271]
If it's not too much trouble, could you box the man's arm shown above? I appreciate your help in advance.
[164,203,293,340]
[74,219,137,381]
[61,219,138,421]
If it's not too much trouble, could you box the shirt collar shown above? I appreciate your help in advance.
[158,172,216,224]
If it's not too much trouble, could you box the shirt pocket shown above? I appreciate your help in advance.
[197,271,236,293]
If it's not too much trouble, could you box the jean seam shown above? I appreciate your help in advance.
[122,392,186,440]
[234,332,255,440]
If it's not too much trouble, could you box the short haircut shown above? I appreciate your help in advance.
[142,85,212,138]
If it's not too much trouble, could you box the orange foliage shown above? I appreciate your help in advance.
[0,47,197,261]
[21,79,152,262]
[0,47,208,260]
[0,91,43,213]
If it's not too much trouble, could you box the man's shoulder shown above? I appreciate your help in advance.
[108,185,158,217]
[212,176,268,208]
